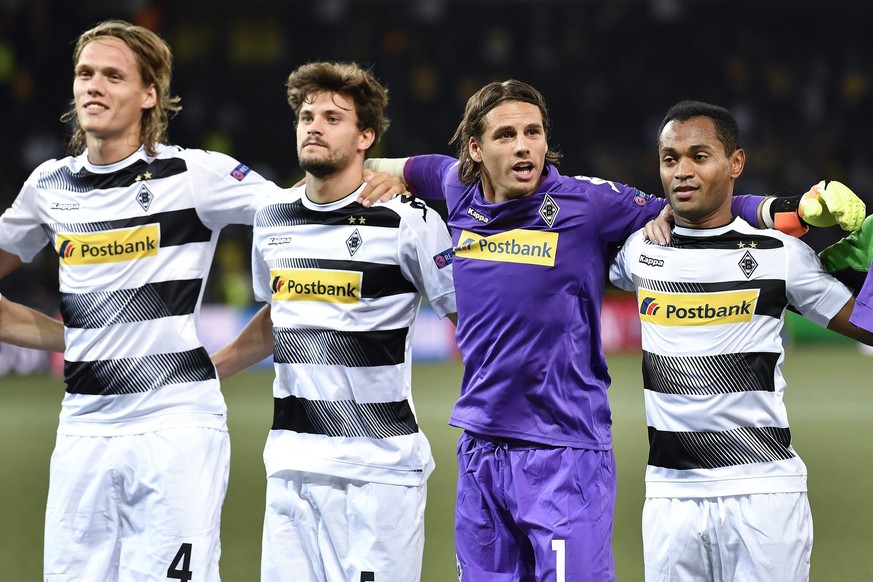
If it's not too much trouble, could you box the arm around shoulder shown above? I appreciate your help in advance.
[827,296,873,346]
[0,296,65,352]
[210,304,274,380]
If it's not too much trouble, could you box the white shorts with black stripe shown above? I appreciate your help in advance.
[43,426,230,582]
[261,470,426,582]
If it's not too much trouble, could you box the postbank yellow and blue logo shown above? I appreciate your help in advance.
[270,269,361,304]
[56,225,159,265]
[454,229,558,266]
[638,289,759,326]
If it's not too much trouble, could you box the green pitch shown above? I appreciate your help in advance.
[1,346,871,580]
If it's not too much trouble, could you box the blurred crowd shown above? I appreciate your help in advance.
[2,0,872,312]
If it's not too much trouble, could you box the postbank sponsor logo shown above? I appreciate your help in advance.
[454,229,558,266]
[270,269,361,304]
[56,225,159,265]
[638,289,759,326]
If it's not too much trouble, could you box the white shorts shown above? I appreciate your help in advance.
[642,492,812,582]
[261,471,426,582]
[43,427,230,582]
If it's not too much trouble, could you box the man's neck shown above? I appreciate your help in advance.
[86,136,143,166]
[305,168,365,205]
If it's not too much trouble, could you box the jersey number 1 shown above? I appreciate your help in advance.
[551,539,566,582]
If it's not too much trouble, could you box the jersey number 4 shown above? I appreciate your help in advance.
[167,543,193,582]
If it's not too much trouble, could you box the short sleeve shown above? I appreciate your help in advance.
[396,199,456,318]
[185,150,278,230]
[0,180,52,263]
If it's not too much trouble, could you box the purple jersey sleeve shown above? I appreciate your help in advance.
[850,269,873,332]
[404,155,456,201]
[730,195,765,227]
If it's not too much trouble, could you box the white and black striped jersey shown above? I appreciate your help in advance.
[252,184,456,486]
[609,218,852,498]
[0,144,276,435]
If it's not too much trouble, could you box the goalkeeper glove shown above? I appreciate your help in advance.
[799,180,866,231]
[764,180,867,237]
[819,214,873,292]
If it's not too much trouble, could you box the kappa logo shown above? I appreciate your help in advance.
[268,236,292,246]
[466,207,489,223]
[639,254,664,268]
[56,225,160,265]
[51,202,80,211]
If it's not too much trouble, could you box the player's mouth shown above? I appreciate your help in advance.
[82,101,109,113]
[673,184,698,200]
[511,161,536,179]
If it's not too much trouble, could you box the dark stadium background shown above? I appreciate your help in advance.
[1,1,873,580]
[2,0,873,309]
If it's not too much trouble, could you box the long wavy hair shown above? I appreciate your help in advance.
[61,20,181,156]
[449,79,562,185]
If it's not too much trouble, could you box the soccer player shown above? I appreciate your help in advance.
[361,80,864,581]
[608,99,873,582]
[0,21,403,581]
[210,62,457,582]
[0,294,64,351]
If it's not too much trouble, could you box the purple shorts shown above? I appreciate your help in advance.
[454,432,617,581]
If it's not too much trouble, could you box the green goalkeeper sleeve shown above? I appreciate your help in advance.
[820,215,873,332]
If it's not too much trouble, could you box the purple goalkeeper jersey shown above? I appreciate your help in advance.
[405,154,762,449]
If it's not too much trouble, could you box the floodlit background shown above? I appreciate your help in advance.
[1,1,873,579]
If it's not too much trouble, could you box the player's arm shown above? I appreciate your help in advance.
[647,182,867,244]
[360,158,410,207]
[827,296,873,345]
[0,295,65,352]
[759,180,866,236]
[210,304,273,380]
[0,248,22,279]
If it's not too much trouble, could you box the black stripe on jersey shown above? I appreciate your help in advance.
[643,351,779,395]
[671,231,785,250]
[64,347,215,395]
[633,275,787,318]
[272,395,419,438]
[267,257,416,297]
[255,199,402,229]
[648,425,795,470]
[60,279,202,329]
[37,158,188,192]
[43,209,212,247]
[273,327,408,367]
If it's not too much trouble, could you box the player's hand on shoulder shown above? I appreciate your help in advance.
[359,170,409,208]
[645,205,674,245]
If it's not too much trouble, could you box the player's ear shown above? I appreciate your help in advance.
[469,137,482,163]
[730,147,745,179]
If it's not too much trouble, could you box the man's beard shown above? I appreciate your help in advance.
[299,151,347,178]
